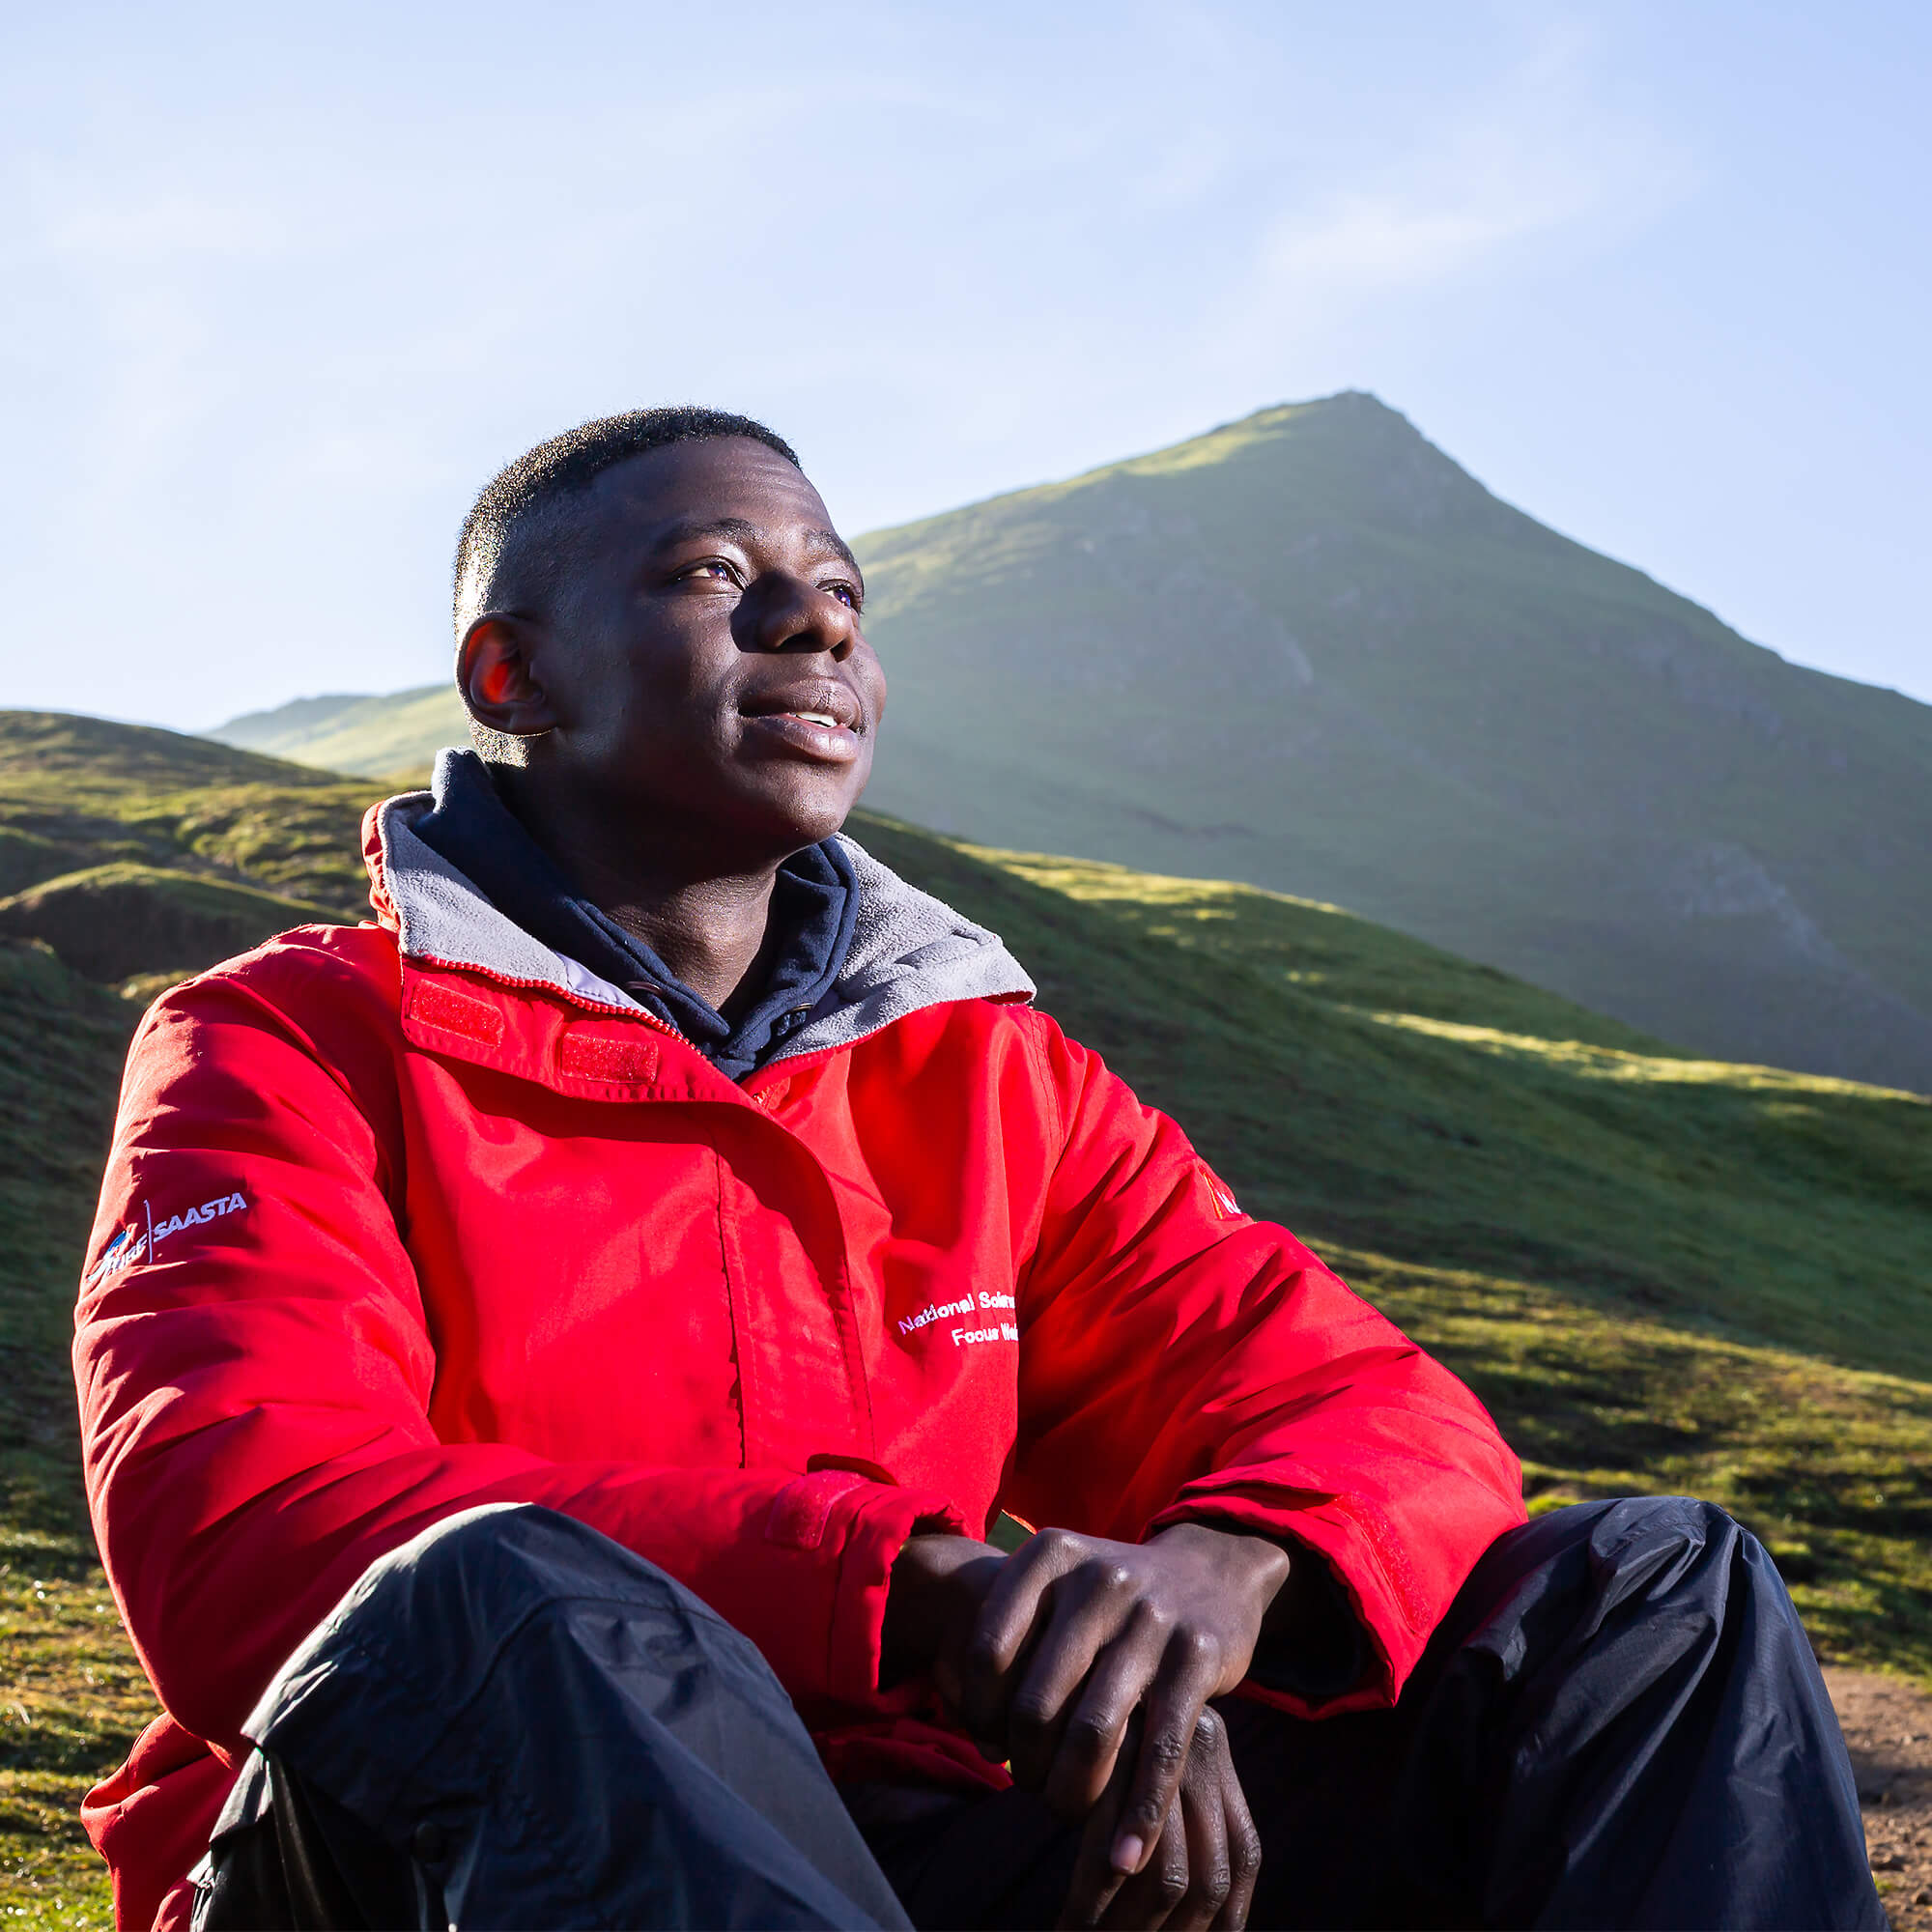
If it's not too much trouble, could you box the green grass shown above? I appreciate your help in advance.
[943,841,1932,1379]
[0,864,340,985]
[1,718,1926,1918]
[1330,1245,1932,1679]
[0,710,377,917]
[0,940,141,1926]
[0,1539,149,1929]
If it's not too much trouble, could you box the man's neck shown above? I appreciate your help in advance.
[492,770,787,1015]
[600,873,783,1021]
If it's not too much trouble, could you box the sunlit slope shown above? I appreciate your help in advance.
[848,819,1931,1382]
[850,393,1932,1093]
[211,685,465,780]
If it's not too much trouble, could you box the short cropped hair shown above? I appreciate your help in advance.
[451,408,800,760]
[452,407,800,641]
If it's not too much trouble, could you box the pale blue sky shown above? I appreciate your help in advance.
[3,1,1928,727]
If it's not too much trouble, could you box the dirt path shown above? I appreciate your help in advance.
[1828,1669,1932,1928]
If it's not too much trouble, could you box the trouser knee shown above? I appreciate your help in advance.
[1380,1497,1879,1927]
[1439,1493,1811,1683]
[243,1502,771,1752]
[203,1505,910,1930]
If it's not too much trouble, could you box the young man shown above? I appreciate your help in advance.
[75,410,1879,1931]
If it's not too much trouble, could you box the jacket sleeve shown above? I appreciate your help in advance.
[1002,1009,1525,1711]
[73,971,959,1755]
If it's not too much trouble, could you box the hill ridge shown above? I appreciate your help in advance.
[200,391,1932,1091]
[849,393,1932,1090]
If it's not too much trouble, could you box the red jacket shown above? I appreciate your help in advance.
[73,793,1524,1931]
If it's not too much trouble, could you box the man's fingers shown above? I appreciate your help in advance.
[958,1528,1139,1747]
[1058,1702,1258,1931]
[1099,1798,1188,1932]
[1057,1724,1138,1929]
[1110,1634,1222,1877]
[1214,1735,1262,1932]
[1173,1724,1233,1932]
[1007,1576,1146,1791]
[952,1529,1072,1732]
[1038,1608,1167,1814]
[948,1529,1066,1734]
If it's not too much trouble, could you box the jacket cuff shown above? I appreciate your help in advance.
[761,1470,966,1716]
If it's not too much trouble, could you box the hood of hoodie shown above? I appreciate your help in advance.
[363,778,1037,1067]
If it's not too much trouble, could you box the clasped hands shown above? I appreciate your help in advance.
[882,1520,1292,1930]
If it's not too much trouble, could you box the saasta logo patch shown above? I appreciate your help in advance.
[84,1190,249,1288]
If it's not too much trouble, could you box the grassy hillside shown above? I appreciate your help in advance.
[0,940,176,1926]
[937,844,1932,1377]
[200,393,1932,1096]
[0,712,373,917]
[2,715,1927,1922]
[210,685,466,781]
[0,866,337,985]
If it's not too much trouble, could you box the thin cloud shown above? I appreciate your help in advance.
[43,192,281,263]
[1215,26,1695,360]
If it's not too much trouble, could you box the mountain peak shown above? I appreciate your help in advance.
[845,404,1932,1093]
[965,385,1520,554]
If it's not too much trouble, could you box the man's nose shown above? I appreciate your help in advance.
[750,571,859,660]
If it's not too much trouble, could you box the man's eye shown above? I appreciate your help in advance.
[825,582,862,611]
[681,560,739,585]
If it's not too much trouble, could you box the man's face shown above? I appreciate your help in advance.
[501,436,886,861]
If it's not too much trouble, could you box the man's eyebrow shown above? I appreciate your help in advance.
[650,516,760,554]
[805,527,864,577]
[648,517,862,581]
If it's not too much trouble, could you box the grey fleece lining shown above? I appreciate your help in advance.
[373,786,1036,1064]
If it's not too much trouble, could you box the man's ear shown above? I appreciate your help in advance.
[459,615,557,737]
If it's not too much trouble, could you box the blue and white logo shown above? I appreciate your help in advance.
[84,1190,249,1288]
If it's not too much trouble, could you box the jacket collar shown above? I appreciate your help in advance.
[361,763,1036,1065]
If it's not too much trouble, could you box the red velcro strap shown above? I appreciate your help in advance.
[407,980,505,1046]
[1340,1497,1426,1632]
[765,1469,872,1552]
[558,1032,660,1084]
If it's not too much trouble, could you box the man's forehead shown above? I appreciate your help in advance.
[587,438,834,537]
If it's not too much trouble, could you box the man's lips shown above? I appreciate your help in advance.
[740,680,865,731]
[738,679,867,761]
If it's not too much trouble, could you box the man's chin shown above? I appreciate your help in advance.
[717,772,865,857]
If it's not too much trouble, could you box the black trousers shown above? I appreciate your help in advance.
[193,1498,1883,1931]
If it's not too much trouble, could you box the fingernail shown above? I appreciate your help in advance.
[1111,1833,1145,1875]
